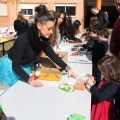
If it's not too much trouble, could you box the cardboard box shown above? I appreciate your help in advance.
[41,51,68,69]
[32,68,63,81]
[31,51,68,81]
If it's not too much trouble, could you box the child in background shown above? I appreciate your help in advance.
[83,27,105,86]
[86,55,120,120]
[99,29,109,54]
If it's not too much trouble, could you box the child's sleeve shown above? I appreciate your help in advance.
[90,83,118,102]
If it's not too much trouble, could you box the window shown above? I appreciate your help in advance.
[21,9,33,15]
[54,4,76,17]
[0,2,7,16]
[19,4,47,16]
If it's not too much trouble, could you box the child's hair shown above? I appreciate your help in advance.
[73,20,81,35]
[90,19,99,27]
[49,10,58,46]
[90,16,98,23]
[98,55,120,83]
[88,27,99,35]
[99,29,109,39]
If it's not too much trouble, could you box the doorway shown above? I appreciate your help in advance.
[84,0,119,28]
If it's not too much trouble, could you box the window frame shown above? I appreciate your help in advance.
[54,4,76,17]
[0,2,7,16]
[19,4,47,16]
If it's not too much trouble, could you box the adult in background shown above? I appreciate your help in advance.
[110,0,120,118]
[28,5,44,27]
[14,11,29,36]
[55,9,70,46]
[90,6,109,30]
[0,5,77,88]
[66,20,82,42]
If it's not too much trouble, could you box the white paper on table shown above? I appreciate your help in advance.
[54,42,71,52]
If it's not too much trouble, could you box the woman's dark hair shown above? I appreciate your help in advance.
[34,6,39,13]
[35,5,55,25]
[73,20,81,34]
[56,9,67,38]
[98,55,120,83]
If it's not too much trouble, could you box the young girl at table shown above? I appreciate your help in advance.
[0,5,77,88]
[86,55,120,120]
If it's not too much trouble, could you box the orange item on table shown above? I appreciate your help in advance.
[75,83,85,90]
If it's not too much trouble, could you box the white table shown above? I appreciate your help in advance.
[0,80,91,120]
[54,42,92,64]
[0,43,92,120]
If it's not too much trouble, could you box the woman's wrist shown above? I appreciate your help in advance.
[65,66,71,72]
[27,76,33,84]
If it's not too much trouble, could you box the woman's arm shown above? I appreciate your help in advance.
[10,36,31,82]
[44,43,67,70]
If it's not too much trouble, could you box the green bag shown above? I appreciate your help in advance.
[68,113,86,120]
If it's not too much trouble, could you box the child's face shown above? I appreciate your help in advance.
[98,35,104,40]
[89,32,97,37]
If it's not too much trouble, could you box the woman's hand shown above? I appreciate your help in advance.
[86,76,95,87]
[29,80,43,87]
[36,63,44,69]
[68,69,77,79]
[28,77,43,87]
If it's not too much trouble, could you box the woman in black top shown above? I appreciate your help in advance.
[0,5,76,87]
[67,20,82,42]
[14,11,29,36]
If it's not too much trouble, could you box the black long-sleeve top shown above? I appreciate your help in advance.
[96,11,109,29]
[101,41,109,54]
[14,19,29,35]
[83,37,105,65]
[8,32,67,82]
[66,23,81,42]
[90,81,120,102]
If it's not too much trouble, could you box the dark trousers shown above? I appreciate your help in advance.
[92,64,101,86]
